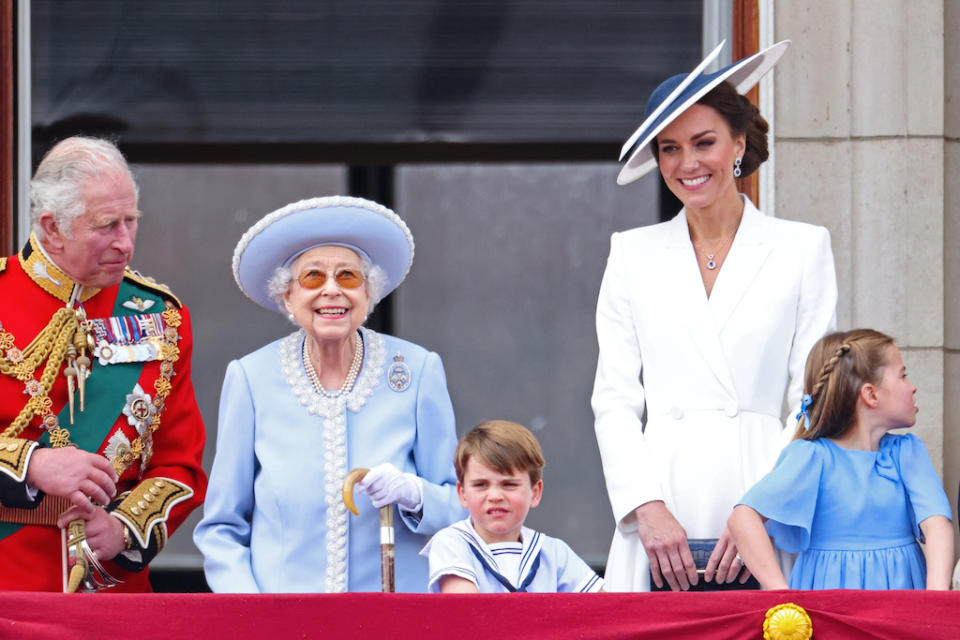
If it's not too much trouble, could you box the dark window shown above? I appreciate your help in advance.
[32,0,701,149]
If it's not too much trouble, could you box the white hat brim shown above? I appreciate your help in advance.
[618,40,728,162]
[617,40,791,186]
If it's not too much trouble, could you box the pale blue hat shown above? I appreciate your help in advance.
[233,196,414,313]
[617,39,791,185]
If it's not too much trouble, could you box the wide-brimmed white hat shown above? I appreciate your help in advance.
[233,196,414,313]
[617,39,791,185]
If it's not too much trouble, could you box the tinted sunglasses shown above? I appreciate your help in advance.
[296,268,365,290]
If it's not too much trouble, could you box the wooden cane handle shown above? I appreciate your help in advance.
[343,467,396,592]
[342,467,370,516]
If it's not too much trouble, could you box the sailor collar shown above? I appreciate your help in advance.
[19,234,100,303]
[450,519,544,591]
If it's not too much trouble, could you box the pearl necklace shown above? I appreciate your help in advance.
[302,332,364,397]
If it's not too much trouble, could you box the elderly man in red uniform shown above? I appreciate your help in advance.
[0,136,206,591]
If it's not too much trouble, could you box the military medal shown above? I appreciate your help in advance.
[90,312,169,366]
[95,339,161,366]
[123,384,157,435]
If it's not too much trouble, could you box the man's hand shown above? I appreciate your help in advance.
[57,504,127,561]
[26,447,118,507]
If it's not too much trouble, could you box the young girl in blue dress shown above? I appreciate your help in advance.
[728,329,953,590]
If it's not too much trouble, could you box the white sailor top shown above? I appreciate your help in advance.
[422,518,604,593]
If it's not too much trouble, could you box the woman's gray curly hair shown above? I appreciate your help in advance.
[30,136,138,240]
[267,251,388,323]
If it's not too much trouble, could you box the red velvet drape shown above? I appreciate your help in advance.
[1,591,957,639]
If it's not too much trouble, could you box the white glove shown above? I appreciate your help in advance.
[355,463,423,512]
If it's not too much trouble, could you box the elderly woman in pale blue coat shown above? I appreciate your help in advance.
[194,196,464,592]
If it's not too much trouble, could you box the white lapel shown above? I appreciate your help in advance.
[708,198,774,333]
[659,212,738,399]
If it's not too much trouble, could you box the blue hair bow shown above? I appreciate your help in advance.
[796,394,812,430]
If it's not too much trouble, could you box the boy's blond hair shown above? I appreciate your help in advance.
[455,420,545,485]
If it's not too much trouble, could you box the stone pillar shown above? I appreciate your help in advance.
[945,0,960,542]
[773,0,954,540]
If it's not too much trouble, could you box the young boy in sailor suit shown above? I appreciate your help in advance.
[421,420,603,593]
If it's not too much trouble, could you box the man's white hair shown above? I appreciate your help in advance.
[30,136,137,240]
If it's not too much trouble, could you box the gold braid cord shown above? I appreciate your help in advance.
[0,305,92,592]
[1,307,80,445]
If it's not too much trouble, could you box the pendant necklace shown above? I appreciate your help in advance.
[697,231,736,270]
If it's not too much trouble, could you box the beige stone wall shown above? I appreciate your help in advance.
[773,0,956,542]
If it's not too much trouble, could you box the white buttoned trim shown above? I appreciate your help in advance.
[279,327,386,592]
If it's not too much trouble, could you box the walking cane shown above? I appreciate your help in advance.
[342,467,395,592]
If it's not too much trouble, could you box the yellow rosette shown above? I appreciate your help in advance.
[763,603,813,640]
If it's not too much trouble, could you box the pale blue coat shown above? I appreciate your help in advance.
[194,328,465,592]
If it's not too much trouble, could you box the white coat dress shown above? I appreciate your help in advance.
[591,197,837,591]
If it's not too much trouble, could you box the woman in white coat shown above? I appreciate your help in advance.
[592,41,838,592]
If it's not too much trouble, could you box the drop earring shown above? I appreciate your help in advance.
[733,157,743,178]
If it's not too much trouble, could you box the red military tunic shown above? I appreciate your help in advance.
[0,236,206,591]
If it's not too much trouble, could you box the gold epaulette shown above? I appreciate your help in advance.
[0,256,7,273]
[0,437,38,482]
[123,267,182,308]
[111,477,193,549]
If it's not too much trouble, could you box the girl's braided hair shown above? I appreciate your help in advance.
[793,329,895,441]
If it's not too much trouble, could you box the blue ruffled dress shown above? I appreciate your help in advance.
[738,433,952,589]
